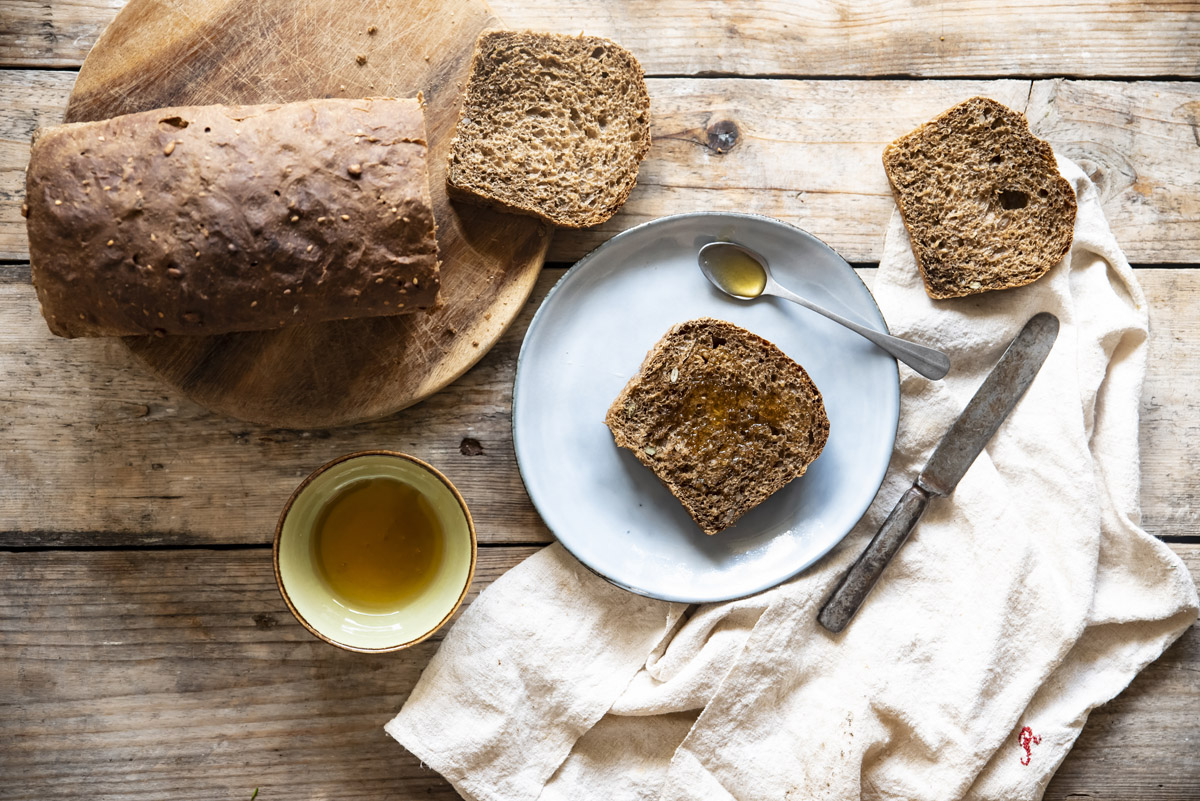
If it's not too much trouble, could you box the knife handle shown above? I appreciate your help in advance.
[817,485,930,633]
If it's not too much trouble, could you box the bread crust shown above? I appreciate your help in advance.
[25,97,439,337]
[605,318,829,536]
[882,96,1076,300]
[446,30,652,229]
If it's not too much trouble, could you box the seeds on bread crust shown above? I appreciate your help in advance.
[447,30,652,229]
[604,318,830,536]
[25,97,439,338]
[883,97,1076,300]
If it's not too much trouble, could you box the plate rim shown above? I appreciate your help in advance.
[513,211,900,603]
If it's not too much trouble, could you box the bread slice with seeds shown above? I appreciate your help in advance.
[446,30,651,229]
[882,96,1076,300]
[605,318,829,536]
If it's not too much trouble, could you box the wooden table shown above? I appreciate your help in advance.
[1,2,1197,798]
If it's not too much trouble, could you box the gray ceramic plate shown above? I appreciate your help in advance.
[513,213,899,603]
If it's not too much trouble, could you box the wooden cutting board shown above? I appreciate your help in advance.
[64,0,551,429]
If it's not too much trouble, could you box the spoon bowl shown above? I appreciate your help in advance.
[698,241,770,299]
[697,241,950,380]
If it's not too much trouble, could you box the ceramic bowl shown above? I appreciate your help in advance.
[273,451,476,652]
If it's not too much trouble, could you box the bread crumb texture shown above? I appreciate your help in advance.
[24,97,439,338]
[883,96,1076,300]
[447,30,651,229]
[605,318,830,536]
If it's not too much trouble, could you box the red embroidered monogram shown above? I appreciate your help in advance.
[1018,726,1042,766]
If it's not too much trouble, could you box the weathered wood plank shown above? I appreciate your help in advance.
[0,69,76,260]
[1,266,1197,545]
[0,0,126,68]
[1028,80,1200,264]
[1141,269,1200,538]
[4,0,1200,77]
[0,266,555,548]
[0,544,1196,800]
[559,78,1200,265]
[0,545,539,801]
[3,73,1198,264]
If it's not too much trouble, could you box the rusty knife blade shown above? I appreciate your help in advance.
[817,311,1059,633]
[917,311,1060,497]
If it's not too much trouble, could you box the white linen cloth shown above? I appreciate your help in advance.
[387,156,1198,801]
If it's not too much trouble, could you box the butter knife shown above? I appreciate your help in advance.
[818,312,1060,633]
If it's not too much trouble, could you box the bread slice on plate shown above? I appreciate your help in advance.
[446,30,651,229]
[605,318,830,536]
[882,96,1076,300]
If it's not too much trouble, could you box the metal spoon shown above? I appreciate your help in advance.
[697,241,950,380]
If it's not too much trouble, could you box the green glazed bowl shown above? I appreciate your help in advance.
[273,451,476,652]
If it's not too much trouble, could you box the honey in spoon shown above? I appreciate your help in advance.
[697,240,952,380]
[698,243,768,298]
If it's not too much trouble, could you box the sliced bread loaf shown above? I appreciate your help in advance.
[605,318,829,536]
[882,96,1076,300]
[25,97,438,338]
[446,31,651,229]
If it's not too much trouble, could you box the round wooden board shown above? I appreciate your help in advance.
[65,0,551,428]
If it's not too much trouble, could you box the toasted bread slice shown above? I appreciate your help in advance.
[883,97,1076,300]
[605,318,829,536]
[446,31,651,229]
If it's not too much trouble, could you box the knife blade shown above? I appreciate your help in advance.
[817,312,1060,634]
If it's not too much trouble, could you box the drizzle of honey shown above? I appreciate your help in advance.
[312,477,444,611]
[701,246,768,298]
[660,346,799,468]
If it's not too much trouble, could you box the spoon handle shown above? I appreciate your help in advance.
[767,282,950,380]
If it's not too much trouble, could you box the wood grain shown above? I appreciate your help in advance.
[0,545,539,801]
[4,73,1198,265]
[1,266,1198,546]
[5,0,1200,77]
[52,0,551,427]
[0,544,1196,800]
[2,3,1197,800]
[0,69,76,261]
[1142,268,1200,539]
[0,262,552,548]
[557,78,1200,265]
[0,0,128,68]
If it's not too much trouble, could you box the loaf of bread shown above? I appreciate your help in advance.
[883,97,1076,300]
[446,31,652,228]
[605,318,830,536]
[24,97,439,338]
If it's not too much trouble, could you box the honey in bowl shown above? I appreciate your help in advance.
[312,476,446,611]
[276,451,476,651]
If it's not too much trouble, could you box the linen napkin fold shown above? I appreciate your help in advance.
[387,156,1198,801]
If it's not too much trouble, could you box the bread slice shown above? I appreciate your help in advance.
[605,318,830,536]
[446,31,651,229]
[882,96,1076,300]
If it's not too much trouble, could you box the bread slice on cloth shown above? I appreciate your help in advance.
[883,96,1076,300]
[605,318,829,536]
[446,30,651,229]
